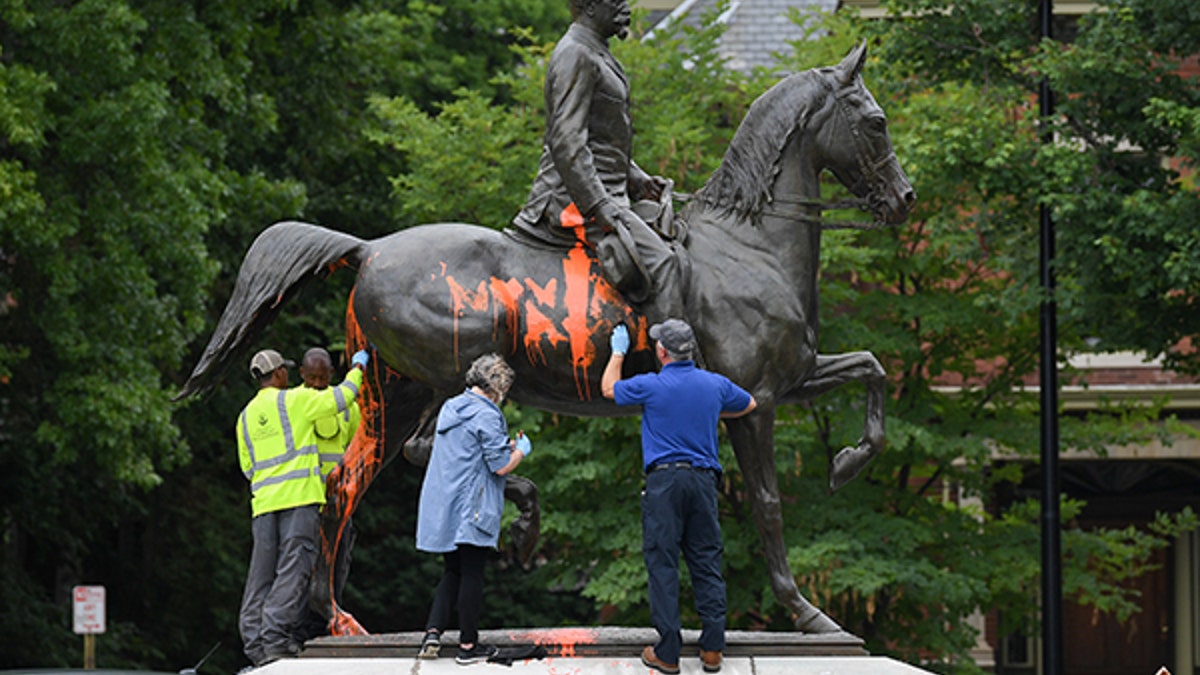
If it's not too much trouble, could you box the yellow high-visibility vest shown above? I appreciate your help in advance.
[309,388,361,480]
[236,369,363,517]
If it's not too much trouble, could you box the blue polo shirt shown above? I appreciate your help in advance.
[613,360,753,472]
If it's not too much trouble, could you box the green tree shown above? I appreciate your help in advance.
[1,0,570,670]
[866,0,1200,372]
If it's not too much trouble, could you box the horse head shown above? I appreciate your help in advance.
[817,41,915,225]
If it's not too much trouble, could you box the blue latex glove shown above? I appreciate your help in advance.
[610,324,630,355]
[351,350,369,369]
[515,432,532,457]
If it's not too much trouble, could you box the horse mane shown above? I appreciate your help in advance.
[694,68,834,224]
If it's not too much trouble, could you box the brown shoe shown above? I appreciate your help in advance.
[640,646,680,675]
[700,649,723,673]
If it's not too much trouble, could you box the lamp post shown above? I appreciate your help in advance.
[1038,0,1064,673]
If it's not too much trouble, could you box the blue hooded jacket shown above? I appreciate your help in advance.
[416,389,512,552]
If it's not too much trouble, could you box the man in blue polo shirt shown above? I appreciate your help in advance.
[601,319,757,675]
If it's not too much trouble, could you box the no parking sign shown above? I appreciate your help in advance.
[72,585,105,635]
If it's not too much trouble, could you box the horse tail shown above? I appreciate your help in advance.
[174,220,367,400]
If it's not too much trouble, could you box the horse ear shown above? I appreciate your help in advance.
[836,40,868,86]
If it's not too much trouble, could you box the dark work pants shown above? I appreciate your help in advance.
[239,504,320,665]
[642,467,726,664]
[425,544,488,645]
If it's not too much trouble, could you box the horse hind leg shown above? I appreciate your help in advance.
[314,374,434,635]
[727,409,842,633]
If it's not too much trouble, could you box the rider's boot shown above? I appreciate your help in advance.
[597,214,689,326]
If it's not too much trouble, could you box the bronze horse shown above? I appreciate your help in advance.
[178,42,914,633]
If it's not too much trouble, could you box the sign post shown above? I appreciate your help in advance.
[73,585,106,669]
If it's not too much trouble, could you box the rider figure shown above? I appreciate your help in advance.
[512,0,686,325]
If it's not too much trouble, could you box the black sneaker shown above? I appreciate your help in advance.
[455,643,499,665]
[418,630,440,660]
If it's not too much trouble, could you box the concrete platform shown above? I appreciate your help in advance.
[290,627,936,673]
[273,655,933,674]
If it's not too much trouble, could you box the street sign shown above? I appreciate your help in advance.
[72,585,105,635]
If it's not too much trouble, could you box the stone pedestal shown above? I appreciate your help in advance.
[285,626,937,673]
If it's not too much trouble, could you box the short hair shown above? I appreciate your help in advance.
[663,344,693,362]
[302,347,333,370]
[465,353,515,398]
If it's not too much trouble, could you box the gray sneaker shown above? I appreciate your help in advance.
[418,630,441,659]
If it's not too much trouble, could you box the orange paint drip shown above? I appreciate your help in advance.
[437,239,641,400]
[444,276,491,371]
[490,277,523,350]
[561,245,597,399]
[521,302,565,366]
[559,202,586,242]
[319,287,391,636]
[525,277,558,307]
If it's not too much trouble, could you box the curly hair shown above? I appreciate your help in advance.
[464,353,515,399]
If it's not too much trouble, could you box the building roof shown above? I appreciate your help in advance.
[647,0,838,72]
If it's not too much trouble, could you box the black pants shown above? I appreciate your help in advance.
[426,544,488,644]
[642,466,726,664]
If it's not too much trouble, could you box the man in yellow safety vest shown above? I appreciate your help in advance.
[235,347,368,667]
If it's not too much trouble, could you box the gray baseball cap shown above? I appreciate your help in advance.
[249,349,295,378]
[649,319,696,355]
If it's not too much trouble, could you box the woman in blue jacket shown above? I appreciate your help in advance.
[415,353,531,664]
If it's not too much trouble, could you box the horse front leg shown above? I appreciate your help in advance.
[790,352,886,491]
[727,408,842,633]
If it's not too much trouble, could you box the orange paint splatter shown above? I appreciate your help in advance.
[490,277,523,351]
[522,302,566,366]
[525,277,558,307]
[561,245,596,399]
[320,287,391,637]
[508,627,600,659]
[445,276,491,371]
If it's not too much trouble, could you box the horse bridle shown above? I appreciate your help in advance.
[759,78,897,230]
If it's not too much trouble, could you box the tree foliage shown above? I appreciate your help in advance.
[0,0,567,670]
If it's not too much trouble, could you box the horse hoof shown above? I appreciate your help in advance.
[829,445,871,491]
[796,609,843,633]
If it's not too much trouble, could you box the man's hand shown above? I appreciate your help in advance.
[629,172,668,203]
[610,324,630,355]
[514,432,532,457]
[591,201,623,234]
[351,350,369,369]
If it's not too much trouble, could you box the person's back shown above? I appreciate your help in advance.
[238,386,326,517]
[615,360,744,471]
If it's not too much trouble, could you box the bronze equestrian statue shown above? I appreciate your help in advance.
[177,41,914,634]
